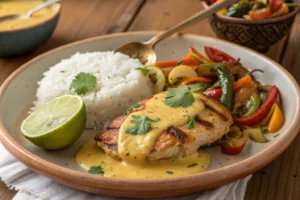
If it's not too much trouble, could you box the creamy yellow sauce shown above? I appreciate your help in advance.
[0,1,56,31]
[118,92,205,163]
[76,141,210,179]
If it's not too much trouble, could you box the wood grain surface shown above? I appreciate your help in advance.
[0,0,299,199]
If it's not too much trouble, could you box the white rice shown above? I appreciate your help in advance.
[33,51,153,129]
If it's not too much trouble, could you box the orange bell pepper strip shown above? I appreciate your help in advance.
[154,60,178,68]
[233,75,254,92]
[190,47,212,63]
[268,103,284,133]
[181,54,201,66]
[180,77,214,85]
[260,104,275,125]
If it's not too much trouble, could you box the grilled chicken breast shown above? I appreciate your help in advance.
[94,92,233,161]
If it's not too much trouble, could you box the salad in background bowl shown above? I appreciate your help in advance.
[202,0,299,52]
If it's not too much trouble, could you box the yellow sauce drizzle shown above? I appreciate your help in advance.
[0,1,57,31]
[118,92,205,163]
[76,141,210,179]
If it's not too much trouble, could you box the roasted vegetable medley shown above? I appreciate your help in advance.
[208,0,297,20]
[143,45,284,155]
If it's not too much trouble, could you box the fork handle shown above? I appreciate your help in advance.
[26,0,61,17]
[145,0,236,46]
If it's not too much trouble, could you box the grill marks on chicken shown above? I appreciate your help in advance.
[95,92,233,161]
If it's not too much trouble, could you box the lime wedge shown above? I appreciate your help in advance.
[21,95,86,150]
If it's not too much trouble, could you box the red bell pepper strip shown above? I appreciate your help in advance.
[204,47,236,62]
[249,8,272,20]
[203,88,223,100]
[234,85,279,125]
[270,0,283,13]
[221,143,246,155]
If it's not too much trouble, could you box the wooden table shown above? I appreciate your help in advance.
[0,0,299,199]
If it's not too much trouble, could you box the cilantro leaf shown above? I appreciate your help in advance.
[70,72,97,95]
[88,165,104,175]
[166,171,174,174]
[126,115,160,135]
[135,67,150,76]
[164,85,193,108]
[124,104,141,115]
[164,84,208,108]
[186,115,195,130]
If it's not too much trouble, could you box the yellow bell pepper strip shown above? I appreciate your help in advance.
[260,104,275,125]
[189,47,212,63]
[268,103,284,133]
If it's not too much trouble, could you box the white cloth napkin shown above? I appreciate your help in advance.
[0,142,251,200]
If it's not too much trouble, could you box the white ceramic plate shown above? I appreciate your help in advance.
[0,32,299,198]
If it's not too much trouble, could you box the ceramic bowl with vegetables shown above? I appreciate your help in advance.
[202,0,299,52]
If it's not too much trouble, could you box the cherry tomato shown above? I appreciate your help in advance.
[270,0,283,13]
[221,143,246,155]
[249,9,272,20]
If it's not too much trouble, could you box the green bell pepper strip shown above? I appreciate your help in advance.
[216,65,233,110]
[243,92,260,117]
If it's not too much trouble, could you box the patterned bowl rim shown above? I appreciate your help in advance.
[202,1,299,25]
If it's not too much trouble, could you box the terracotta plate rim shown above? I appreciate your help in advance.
[0,31,299,193]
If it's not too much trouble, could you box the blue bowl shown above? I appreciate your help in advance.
[0,4,61,57]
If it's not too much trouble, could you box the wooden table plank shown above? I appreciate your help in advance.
[0,182,6,198]
[0,188,16,200]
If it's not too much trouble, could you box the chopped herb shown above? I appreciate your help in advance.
[135,67,150,76]
[125,152,130,156]
[262,129,268,134]
[165,84,204,108]
[70,72,97,95]
[274,134,280,138]
[186,115,195,130]
[88,165,104,175]
[166,171,174,174]
[187,163,198,168]
[124,104,141,115]
[126,115,160,135]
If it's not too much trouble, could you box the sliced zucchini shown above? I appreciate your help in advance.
[244,127,269,143]
[168,65,197,85]
[147,66,166,94]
